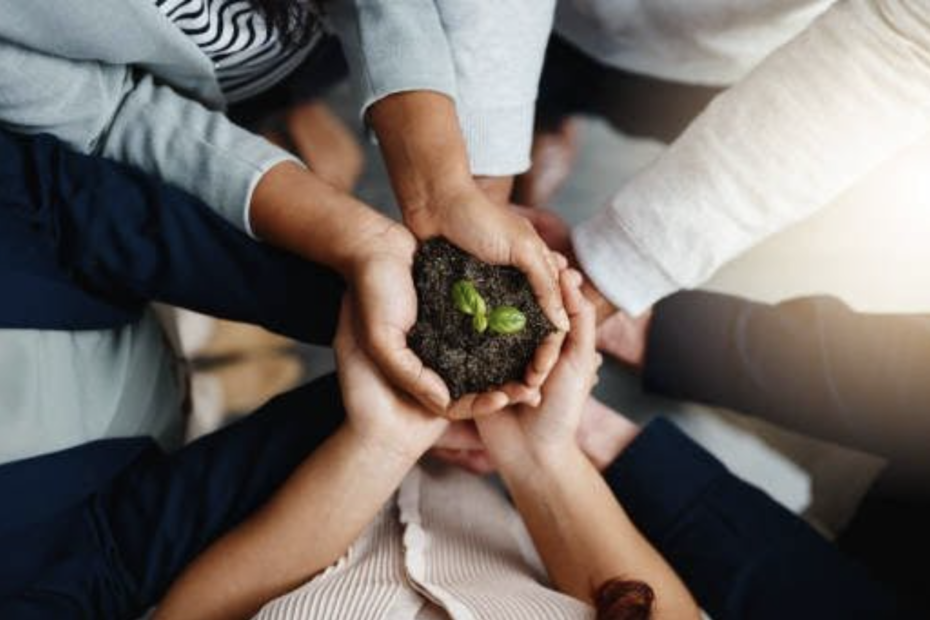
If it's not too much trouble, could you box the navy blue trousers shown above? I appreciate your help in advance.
[0,374,344,619]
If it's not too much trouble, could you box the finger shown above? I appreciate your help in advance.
[445,392,504,420]
[513,238,570,331]
[470,390,511,417]
[332,295,357,360]
[368,325,451,413]
[433,422,484,451]
[527,390,543,408]
[498,381,538,406]
[561,269,597,360]
[553,252,569,271]
[525,330,565,387]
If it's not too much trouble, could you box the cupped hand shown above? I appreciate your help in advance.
[509,205,573,258]
[334,295,449,460]
[407,185,570,419]
[476,268,603,469]
[343,218,452,414]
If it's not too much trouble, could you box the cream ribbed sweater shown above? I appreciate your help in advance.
[570,0,930,315]
[253,462,593,620]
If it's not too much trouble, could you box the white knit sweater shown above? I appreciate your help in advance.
[568,0,930,314]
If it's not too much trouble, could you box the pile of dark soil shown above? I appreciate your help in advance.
[408,238,556,399]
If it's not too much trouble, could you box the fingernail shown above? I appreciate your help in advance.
[429,393,449,413]
[557,308,570,330]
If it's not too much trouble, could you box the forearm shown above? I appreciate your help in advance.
[604,419,905,619]
[499,444,698,618]
[573,0,930,316]
[250,161,396,276]
[368,90,474,223]
[644,291,930,471]
[155,424,419,620]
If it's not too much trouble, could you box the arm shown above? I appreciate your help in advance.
[154,427,414,620]
[501,442,697,619]
[0,39,294,235]
[0,38,453,412]
[601,417,908,619]
[572,0,930,315]
[155,298,448,620]
[367,91,569,417]
[329,0,555,177]
[330,1,565,414]
[477,270,699,619]
[0,130,341,342]
[641,291,930,475]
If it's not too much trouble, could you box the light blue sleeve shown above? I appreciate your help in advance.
[329,0,554,176]
[0,38,298,236]
[328,0,460,117]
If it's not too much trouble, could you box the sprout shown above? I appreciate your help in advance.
[452,280,487,317]
[451,280,526,335]
[488,306,527,335]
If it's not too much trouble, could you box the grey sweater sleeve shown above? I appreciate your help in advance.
[0,38,298,236]
[329,0,554,176]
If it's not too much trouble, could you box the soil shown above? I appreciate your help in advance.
[408,238,556,399]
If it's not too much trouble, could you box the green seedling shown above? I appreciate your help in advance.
[488,306,527,335]
[452,280,487,317]
[451,280,526,335]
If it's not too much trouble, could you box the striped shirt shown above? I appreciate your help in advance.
[254,462,594,620]
[154,0,323,103]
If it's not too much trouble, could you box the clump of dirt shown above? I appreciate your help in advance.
[408,238,556,399]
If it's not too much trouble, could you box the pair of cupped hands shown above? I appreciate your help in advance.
[335,181,604,470]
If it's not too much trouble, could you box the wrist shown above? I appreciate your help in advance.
[250,162,396,276]
[496,436,583,484]
[343,420,440,470]
[367,91,474,236]
[402,176,476,238]
[579,413,641,471]
[503,440,589,491]
[336,210,416,280]
[581,279,618,324]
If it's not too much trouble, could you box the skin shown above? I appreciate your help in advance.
[368,91,569,419]
[250,92,569,420]
[155,276,696,620]
[476,271,699,618]
[249,161,452,413]
[154,298,450,620]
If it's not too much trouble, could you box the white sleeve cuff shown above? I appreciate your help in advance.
[456,102,535,176]
[572,208,679,316]
[242,151,306,240]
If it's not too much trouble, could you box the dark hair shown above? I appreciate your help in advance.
[595,578,655,620]
[247,0,322,46]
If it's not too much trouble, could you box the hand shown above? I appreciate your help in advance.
[334,295,449,461]
[476,268,601,470]
[367,92,567,418]
[411,185,570,419]
[511,118,581,208]
[429,422,497,474]
[595,309,652,371]
[341,217,453,414]
[514,205,619,323]
[510,205,572,258]
[576,397,641,470]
